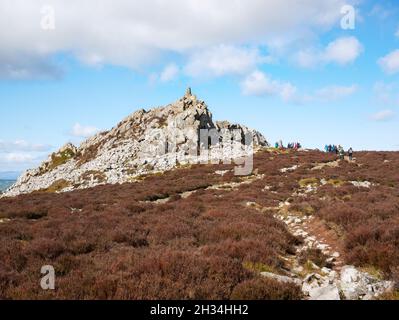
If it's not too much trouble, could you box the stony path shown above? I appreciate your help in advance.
[147,164,394,300]
[144,170,264,204]
[246,198,393,300]
[252,161,394,300]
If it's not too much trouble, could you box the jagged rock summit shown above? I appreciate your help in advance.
[4,88,268,197]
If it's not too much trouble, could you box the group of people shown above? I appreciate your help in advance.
[325,144,353,161]
[287,142,302,149]
[274,140,302,150]
[272,140,353,161]
[325,144,339,153]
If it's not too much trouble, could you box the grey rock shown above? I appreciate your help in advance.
[338,265,394,300]
[308,284,341,300]
[340,266,360,284]
[261,272,302,286]
[3,89,269,197]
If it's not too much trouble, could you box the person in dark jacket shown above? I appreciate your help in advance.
[348,147,353,161]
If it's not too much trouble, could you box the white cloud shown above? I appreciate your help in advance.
[240,70,299,102]
[323,37,363,65]
[0,152,46,171]
[185,45,271,78]
[0,0,355,79]
[241,70,357,103]
[149,63,180,84]
[71,123,99,138]
[159,63,179,82]
[315,84,358,101]
[1,153,35,163]
[0,140,52,152]
[0,140,53,171]
[295,36,363,68]
[370,110,395,121]
[378,50,399,74]
[295,49,319,68]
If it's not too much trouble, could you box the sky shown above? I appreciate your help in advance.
[1,0,399,173]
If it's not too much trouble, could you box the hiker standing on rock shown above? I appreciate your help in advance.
[348,147,353,161]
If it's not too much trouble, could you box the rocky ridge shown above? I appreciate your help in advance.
[3,88,268,197]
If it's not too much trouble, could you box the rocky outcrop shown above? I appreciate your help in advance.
[3,89,268,197]
[299,267,393,300]
[338,266,393,300]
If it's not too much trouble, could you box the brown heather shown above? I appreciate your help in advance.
[0,150,398,299]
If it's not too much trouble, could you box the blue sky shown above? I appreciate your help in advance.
[1,0,399,172]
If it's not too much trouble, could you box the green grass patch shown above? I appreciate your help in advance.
[39,148,76,175]
[299,177,319,187]
[242,261,279,274]
[80,170,107,183]
[327,179,346,187]
[377,290,399,300]
[359,266,384,280]
[40,179,72,193]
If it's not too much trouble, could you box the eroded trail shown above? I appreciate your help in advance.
[246,199,392,300]
[249,159,393,300]
[142,153,395,300]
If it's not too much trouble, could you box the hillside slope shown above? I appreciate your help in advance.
[0,149,398,300]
